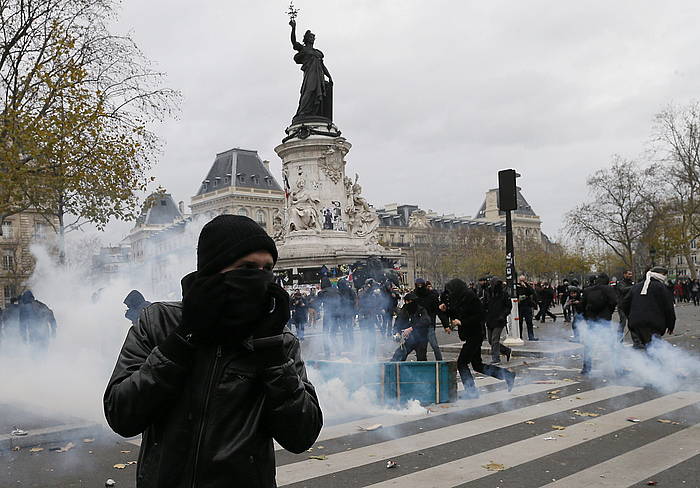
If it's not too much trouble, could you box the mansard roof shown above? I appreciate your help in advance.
[475,187,537,219]
[196,148,282,196]
[137,193,183,226]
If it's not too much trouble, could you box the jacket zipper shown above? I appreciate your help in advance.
[190,345,222,488]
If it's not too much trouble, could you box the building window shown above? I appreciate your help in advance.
[1,221,13,239]
[238,208,249,217]
[692,240,697,250]
[693,255,697,264]
[256,210,267,226]
[237,173,245,183]
[3,285,16,306]
[213,179,218,188]
[2,250,14,271]
[34,222,48,239]
[677,256,683,265]
[251,175,260,185]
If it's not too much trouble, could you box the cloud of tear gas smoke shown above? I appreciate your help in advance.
[306,366,426,421]
[0,217,205,424]
[577,319,700,394]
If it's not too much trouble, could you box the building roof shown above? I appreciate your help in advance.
[196,148,282,196]
[137,193,183,227]
[475,187,537,219]
[376,204,504,230]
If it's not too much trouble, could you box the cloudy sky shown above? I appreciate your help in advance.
[108,0,700,241]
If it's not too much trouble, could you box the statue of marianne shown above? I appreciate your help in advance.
[289,19,333,122]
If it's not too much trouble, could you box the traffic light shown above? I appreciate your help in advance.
[498,169,518,211]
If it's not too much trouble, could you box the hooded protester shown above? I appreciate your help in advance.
[516,276,538,341]
[565,284,584,342]
[557,280,570,321]
[580,273,619,375]
[535,282,557,322]
[484,279,512,364]
[620,266,675,350]
[124,290,151,327]
[615,270,637,345]
[390,292,430,361]
[0,296,21,350]
[358,278,382,360]
[414,277,443,361]
[336,278,357,349]
[439,279,515,398]
[18,290,57,351]
[381,280,400,338]
[104,215,322,487]
[289,289,308,341]
[318,277,342,358]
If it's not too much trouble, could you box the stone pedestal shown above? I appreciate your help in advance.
[273,120,400,273]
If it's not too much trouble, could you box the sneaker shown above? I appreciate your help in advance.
[528,337,540,341]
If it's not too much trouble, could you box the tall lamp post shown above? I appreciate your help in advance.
[499,169,524,347]
[650,247,656,267]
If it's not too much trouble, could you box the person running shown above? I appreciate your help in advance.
[483,279,512,364]
[439,279,515,399]
[516,276,539,341]
[413,278,443,361]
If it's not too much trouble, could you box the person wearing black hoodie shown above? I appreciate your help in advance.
[484,279,512,364]
[124,290,151,327]
[580,273,618,375]
[19,290,57,351]
[336,278,357,349]
[413,278,443,360]
[439,279,515,398]
[620,266,675,350]
[318,277,342,358]
[390,292,431,361]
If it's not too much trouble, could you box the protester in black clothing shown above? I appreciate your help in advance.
[516,276,539,341]
[124,290,151,327]
[565,285,584,341]
[318,277,343,358]
[381,281,400,338]
[439,279,515,399]
[557,280,570,321]
[414,278,443,360]
[0,296,21,349]
[620,266,675,350]
[535,282,557,322]
[390,292,430,361]
[615,270,636,344]
[336,278,356,349]
[19,290,57,351]
[484,279,512,364]
[104,215,321,487]
[580,273,618,375]
[690,279,700,306]
[358,279,382,360]
[290,289,308,340]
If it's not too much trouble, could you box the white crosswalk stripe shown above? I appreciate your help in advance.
[539,422,700,487]
[363,391,700,487]
[276,385,640,485]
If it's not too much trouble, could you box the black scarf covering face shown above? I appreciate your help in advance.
[182,268,275,344]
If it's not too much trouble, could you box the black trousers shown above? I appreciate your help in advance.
[457,337,511,394]
[391,336,428,361]
[535,304,556,321]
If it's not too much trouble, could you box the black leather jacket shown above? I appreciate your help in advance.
[104,301,322,487]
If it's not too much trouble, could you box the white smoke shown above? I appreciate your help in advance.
[577,318,700,394]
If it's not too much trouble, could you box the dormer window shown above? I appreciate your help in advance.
[237,173,245,183]
[224,173,231,184]
[251,175,260,185]
[203,179,210,191]
[213,177,221,188]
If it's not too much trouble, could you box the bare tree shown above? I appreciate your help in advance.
[565,156,658,271]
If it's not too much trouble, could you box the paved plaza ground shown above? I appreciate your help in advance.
[2,303,699,487]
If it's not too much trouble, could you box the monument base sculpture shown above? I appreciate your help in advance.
[274,127,400,280]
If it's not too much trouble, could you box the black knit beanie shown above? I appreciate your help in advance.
[196,215,278,276]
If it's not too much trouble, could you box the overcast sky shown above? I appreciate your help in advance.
[105,0,700,241]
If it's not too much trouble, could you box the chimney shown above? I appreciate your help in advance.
[178,201,185,215]
[262,160,270,171]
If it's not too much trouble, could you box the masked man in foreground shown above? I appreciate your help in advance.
[104,215,322,487]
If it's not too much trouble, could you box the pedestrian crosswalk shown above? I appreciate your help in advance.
[275,373,700,488]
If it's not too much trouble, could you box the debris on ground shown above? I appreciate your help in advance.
[626,417,641,423]
[29,447,44,453]
[83,438,95,443]
[657,419,680,425]
[105,479,116,487]
[646,481,657,486]
[386,460,398,469]
[525,421,535,425]
[120,450,131,453]
[548,390,561,395]
[482,462,506,471]
[316,445,325,450]
[11,428,27,436]
[12,446,20,451]
[534,380,557,384]
[543,436,557,441]
[113,464,127,469]
[50,442,75,453]
[439,405,453,409]
[572,410,600,417]
[551,425,566,430]
[308,455,328,461]
[358,424,383,431]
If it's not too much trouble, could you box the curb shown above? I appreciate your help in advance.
[0,423,104,451]
[440,343,583,359]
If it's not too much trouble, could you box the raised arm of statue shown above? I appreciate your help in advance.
[290,19,303,51]
[322,63,332,84]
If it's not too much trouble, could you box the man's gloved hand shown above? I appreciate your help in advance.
[182,273,228,336]
[254,282,291,339]
[253,283,291,368]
